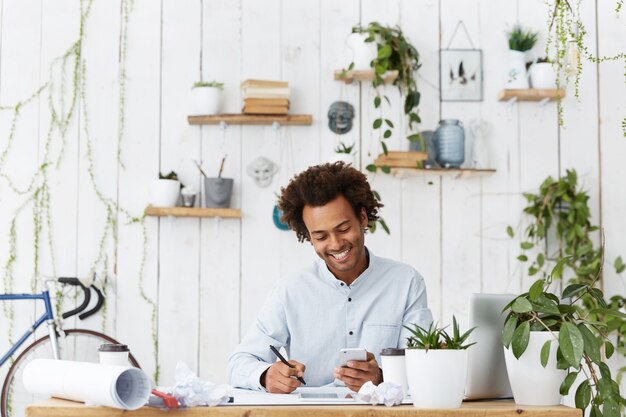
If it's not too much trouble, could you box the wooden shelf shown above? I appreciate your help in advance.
[187,114,312,126]
[334,69,399,84]
[381,167,496,179]
[497,89,565,102]
[145,206,241,218]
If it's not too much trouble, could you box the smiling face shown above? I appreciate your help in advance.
[302,194,369,285]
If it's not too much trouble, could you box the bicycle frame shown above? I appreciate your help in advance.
[0,290,59,367]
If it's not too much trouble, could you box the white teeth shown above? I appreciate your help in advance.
[331,249,349,260]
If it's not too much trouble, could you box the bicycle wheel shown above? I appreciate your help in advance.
[1,329,140,417]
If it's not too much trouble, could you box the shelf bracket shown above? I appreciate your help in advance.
[506,96,518,107]
[271,121,281,143]
[538,97,550,108]
[219,121,228,146]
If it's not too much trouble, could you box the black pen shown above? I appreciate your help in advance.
[269,345,306,385]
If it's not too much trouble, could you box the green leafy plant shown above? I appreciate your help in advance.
[502,275,626,416]
[334,142,355,155]
[192,81,224,89]
[507,25,539,52]
[345,22,422,173]
[368,189,390,235]
[404,316,476,351]
[159,171,179,181]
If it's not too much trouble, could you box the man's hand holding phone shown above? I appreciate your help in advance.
[334,348,383,392]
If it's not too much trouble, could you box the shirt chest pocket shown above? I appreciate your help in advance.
[361,323,401,352]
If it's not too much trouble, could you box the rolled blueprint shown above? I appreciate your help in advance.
[23,359,151,410]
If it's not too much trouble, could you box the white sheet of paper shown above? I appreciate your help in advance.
[22,359,151,410]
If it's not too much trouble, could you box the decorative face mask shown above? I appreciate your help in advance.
[246,156,279,188]
[328,101,355,134]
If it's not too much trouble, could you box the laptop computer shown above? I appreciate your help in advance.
[464,293,515,400]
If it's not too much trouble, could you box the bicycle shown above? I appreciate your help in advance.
[0,277,140,417]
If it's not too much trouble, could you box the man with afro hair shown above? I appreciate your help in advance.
[228,162,432,393]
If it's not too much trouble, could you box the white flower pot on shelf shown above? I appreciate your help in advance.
[345,33,375,70]
[190,86,221,116]
[148,179,180,207]
[529,63,557,89]
[503,331,566,406]
[506,49,530,89]
[405,349,468,409]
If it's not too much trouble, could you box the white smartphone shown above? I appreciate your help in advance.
[338,348,367,366]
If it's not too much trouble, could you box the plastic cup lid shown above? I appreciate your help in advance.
[380,348,405,356]
[99,343,129,352]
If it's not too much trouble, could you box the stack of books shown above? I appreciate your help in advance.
[241,79,290,115]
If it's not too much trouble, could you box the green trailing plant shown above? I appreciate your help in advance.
[404,316,476,351]
[343,22,422,173]
[502,274,626,417]
[508,169,626,386]
[507,25,539,52]
[0,0,160,384]
[545,0,626,133]
[368,189,390,235]
[192,81,224,89]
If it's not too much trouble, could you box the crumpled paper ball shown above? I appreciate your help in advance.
[169,361,232,407]
[357,381,403,407]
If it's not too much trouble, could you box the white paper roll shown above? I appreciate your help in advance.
[23,359,151,410]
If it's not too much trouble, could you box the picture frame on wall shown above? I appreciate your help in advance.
[440,49,483,102]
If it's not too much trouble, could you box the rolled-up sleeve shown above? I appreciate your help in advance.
[227,284,289,390]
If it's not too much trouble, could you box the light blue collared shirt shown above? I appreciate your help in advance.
[228,249,433,390]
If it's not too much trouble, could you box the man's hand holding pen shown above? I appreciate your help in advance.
[261,359,306,393]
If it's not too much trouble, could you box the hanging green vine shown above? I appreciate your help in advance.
[546,0,626,135]
[0,0,159,383]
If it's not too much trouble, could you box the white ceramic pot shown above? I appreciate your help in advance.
[529,63,557,89]
[189,86,221,116]
[503,331,566,406]
[506,49,530,89]
[149,179,180,207]
[345,33,375,70]
[405,349,468,408]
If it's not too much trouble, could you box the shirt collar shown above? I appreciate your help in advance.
[318,247,375,289]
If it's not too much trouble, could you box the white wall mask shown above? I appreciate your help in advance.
[246,156,279,188]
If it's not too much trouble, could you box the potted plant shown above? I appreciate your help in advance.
[508,169,626,355]
[190,81,223,116]
[529,57,557,89]
[404,317,476,408]
[345,22,423,173]
[329,142,356,166]
[506,25,539,89]
[149,171,181,207]
[502,275,626,415]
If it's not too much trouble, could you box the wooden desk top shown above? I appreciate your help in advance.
[26,398,581,417]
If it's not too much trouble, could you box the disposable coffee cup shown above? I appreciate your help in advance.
[99,343,130,366]
[380,348,408,396]
[204,177,233,208]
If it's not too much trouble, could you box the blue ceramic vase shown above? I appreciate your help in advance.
[434,119,465,168]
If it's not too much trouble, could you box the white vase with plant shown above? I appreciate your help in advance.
[506,26,538,89]
[404,317,476,409]
[190,81,223,116]
[529,57,557,89]
[329,142,356,166]
[149,171,181,207]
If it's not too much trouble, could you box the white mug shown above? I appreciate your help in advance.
[380,348,408,396]
[99,344,130,366]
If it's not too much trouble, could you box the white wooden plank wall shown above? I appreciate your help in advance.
[0,0,624,386]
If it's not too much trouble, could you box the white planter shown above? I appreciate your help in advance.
[503,331,566,406]
[405,349,468,408]
[148,179,180,207]
[529,63,557,89]
[506,49,530,89]
[345,33,375,70]
[190,86,221,116]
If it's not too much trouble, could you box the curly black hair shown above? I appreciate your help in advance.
[278,162,383,242]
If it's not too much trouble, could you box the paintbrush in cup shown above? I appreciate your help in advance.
[193,160,209,178]
[217,154,227,178]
